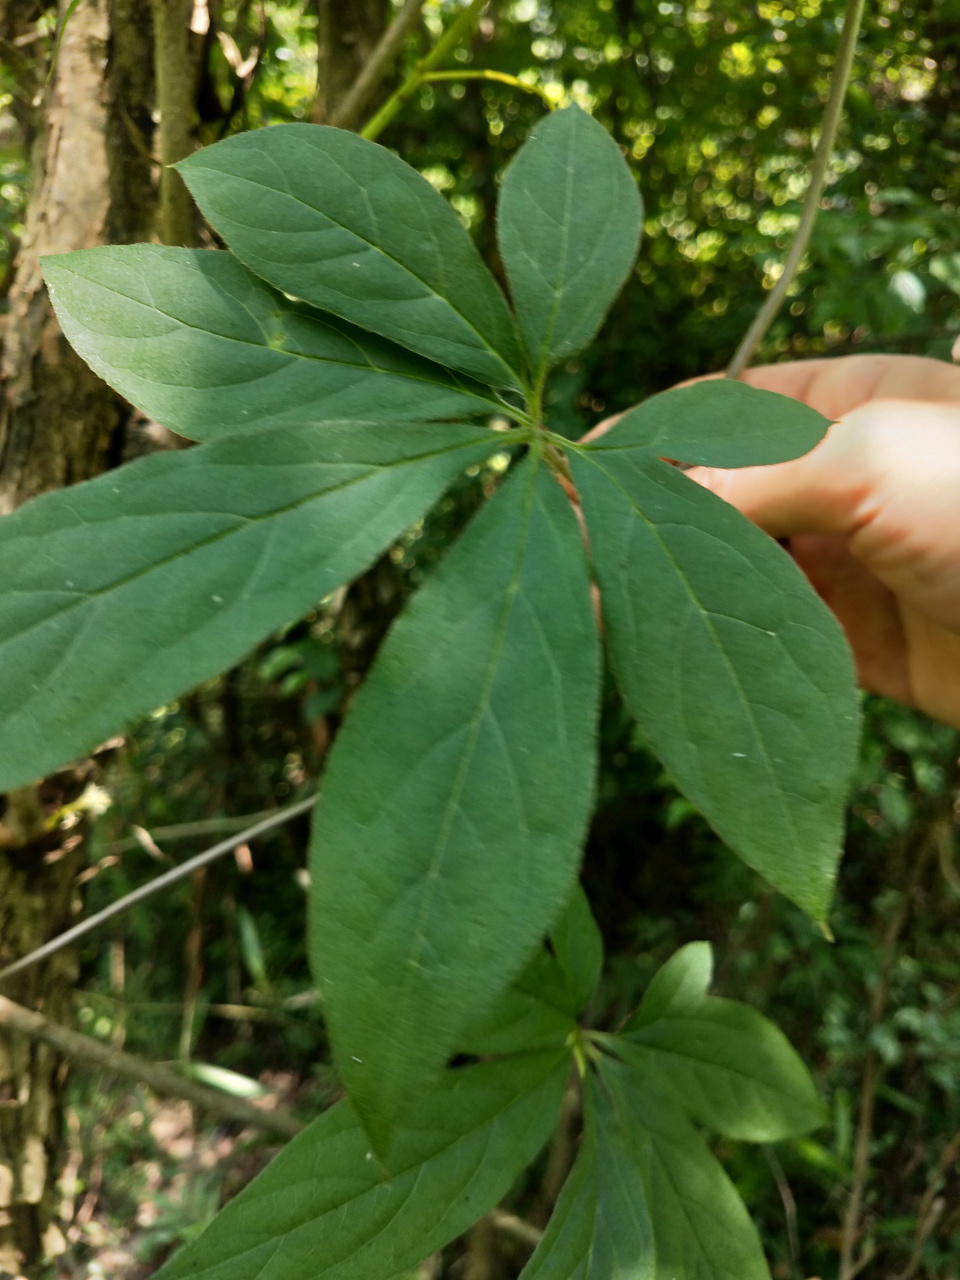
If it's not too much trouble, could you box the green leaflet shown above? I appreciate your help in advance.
[549,882,604,1018]
[617,943,823,1142]
[0,422,497,792]
[600,1057,771,1280]
[178,125,526,390]
[591,380,832,468]
[568,446,859,919]
[154,1049,569,1280]
[520,1073,655,1280]
[42,247,500,440]
[498,105,642,383]
[310,455,601,1151]
[459,885,602,1058]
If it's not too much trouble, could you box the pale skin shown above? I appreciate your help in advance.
[588,354,960,729]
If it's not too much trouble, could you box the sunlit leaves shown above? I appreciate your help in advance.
[600,1057,772,1280]
[43,247,499,440]
[179,125,526,389]
[310,456,600,1151]
[618,943,824,1142]
[498,105,642,382]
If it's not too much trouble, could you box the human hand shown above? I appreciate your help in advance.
[680,355,960,729]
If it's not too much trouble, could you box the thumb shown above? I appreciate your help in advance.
[685,423,861,540]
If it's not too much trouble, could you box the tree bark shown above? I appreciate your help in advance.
[0,0,155,1270]
[314,0,388,124]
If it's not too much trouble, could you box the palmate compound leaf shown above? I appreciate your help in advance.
[523,945,820,1280]
[178,125,526,391]
[42,247,501,441]
[519,1072,655,1280]
[498,104,643,385]
[154,1048,569,1280]
[617,942,824,1142]
[567,397,860,919]
[0,422,499,792]
[310,454,601,1153]
[597,1056,772,1280]
[458,884,603,1058]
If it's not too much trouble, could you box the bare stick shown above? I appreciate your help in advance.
[893,1127,960,1280]
[0,795,316,984]
[726,0,866,377]
[361,0,489,142]
[102,806,283,854]
[488,1207,543,1249]
[763,1144,801,1278]
[0,994,303,1139]
[152,0,196,245]
[331,0,426,131]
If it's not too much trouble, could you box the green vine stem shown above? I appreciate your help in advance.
[420,69,556,109]
[361,0,490,142]
[727,0,867,377]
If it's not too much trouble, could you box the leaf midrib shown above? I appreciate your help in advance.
[0,437,493,651]
[620,1034,806,1100]
[394,458,541,1049]
[575,450,801,859]
[170,1053,564,1278]
[57,265,498,409]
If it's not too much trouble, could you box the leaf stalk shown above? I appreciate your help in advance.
[361,0,490,141]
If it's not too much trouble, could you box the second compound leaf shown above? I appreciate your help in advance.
[520,1072,654,1280]
[601,1058,771,1280]
[155,1049,569,1280]
[310,455,601,1152]
[0,422,496,791]
[617,943,824,1142]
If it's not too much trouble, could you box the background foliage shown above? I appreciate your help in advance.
[4,0,960,1277]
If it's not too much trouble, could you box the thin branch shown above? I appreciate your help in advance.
[330,0,426,131]
[102,806,284,853]
[839,1052,880,1280]
[894,1127,960,1280]
[727,0,866,376]
[0,795,317,984]
[361,0,490,142]
[488,1207,543,1249]
[420,69,554,109]
[0,995,303,1139]
[763,1144,801,1278]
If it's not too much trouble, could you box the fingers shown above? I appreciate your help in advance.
[679,355,960,419]
[788,534,910,706]
[580,410,625,444]
[685,420,864,539]
[737,355,960,419]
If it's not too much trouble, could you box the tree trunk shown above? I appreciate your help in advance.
[314,0,387,123]
[0,0,154,1269]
